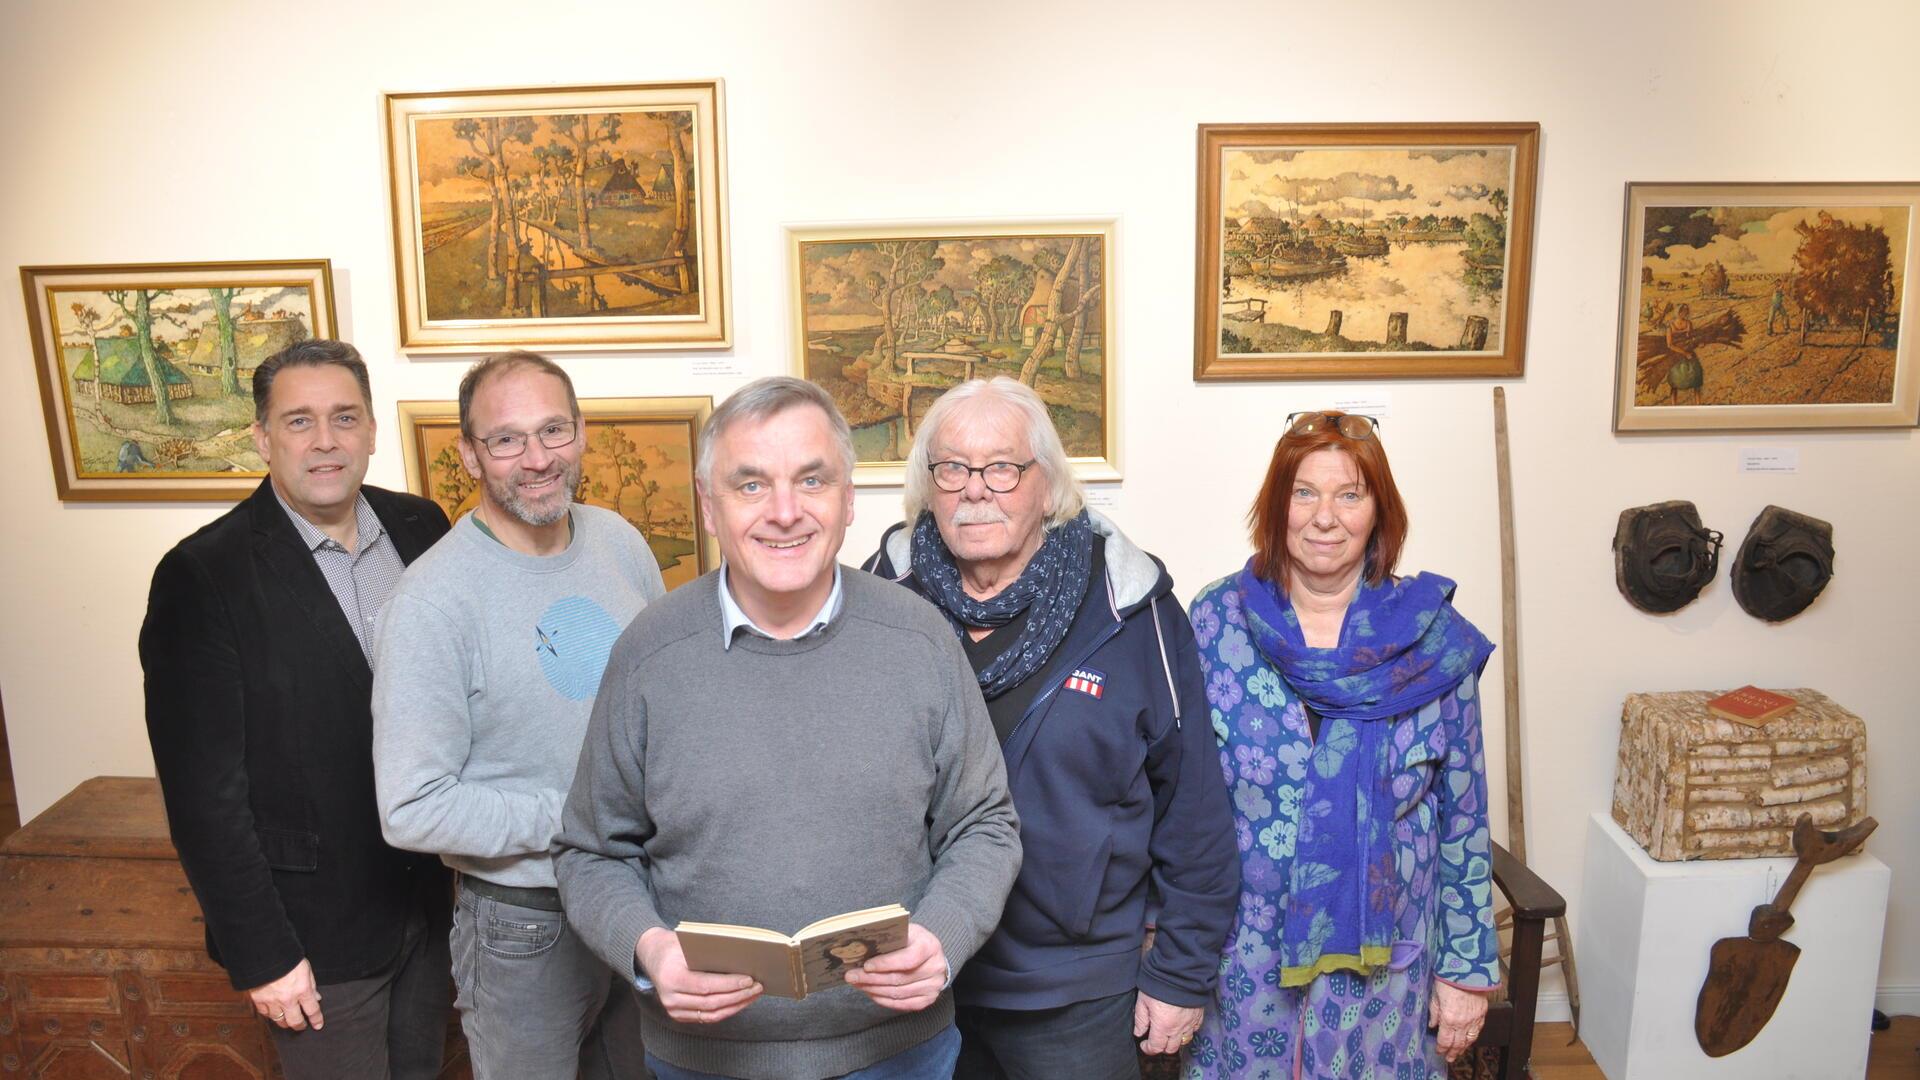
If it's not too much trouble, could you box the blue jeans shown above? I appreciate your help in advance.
[645,1023,960,1080]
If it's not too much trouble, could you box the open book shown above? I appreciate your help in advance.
[675,904,911,1000]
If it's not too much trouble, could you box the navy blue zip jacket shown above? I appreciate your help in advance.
[865,511,1239,1010]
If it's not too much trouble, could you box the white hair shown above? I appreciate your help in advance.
[903,377,1085,527]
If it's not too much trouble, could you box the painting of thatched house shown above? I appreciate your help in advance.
[69,336,194,404]
[181,313,309,377]
[24,260,337,500]
[385,81,729,351]
[584,159,648,209]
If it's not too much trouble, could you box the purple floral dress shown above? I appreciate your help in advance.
[1181,576,1500,1080]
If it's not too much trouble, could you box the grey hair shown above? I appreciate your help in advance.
[697,376,856,489]
[903,377,1085,528]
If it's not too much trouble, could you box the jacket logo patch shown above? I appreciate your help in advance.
[1064,668,1106,699]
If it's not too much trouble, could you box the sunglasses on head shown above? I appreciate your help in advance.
[1285,411,1381,440]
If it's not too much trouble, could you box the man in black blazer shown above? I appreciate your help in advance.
[141,340,453,1080]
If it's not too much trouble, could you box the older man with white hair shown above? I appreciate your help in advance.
[864,377,1237,1080]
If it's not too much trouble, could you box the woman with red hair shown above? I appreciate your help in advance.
[1182,412,1500,1079]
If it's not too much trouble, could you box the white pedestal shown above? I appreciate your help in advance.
[1577,812,1889,1080]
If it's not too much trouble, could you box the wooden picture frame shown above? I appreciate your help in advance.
[1613,181,1918,432]
[788,219,1119,487]
[22,259,338,502]
[395,396,717,590]
[1194,122,1539,381]
[384,81,730,353]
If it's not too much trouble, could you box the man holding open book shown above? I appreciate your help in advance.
[555,377,1022,1080]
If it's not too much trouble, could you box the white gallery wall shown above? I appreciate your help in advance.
[2,0,1914,1017]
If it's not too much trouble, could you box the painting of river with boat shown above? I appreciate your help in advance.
[1195,124,1538,379]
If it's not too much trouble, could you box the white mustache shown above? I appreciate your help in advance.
[949,504,1009,526]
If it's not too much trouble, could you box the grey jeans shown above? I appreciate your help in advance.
[269,904,453,1080]
[453,883,648,1080]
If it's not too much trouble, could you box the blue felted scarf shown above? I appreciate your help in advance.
[912,510,1094,700]
[1235,562,1493,985]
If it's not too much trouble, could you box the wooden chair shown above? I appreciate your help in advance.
[1449,840,1569,1080]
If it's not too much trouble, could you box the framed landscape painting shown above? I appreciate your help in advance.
[1194,122,1539,380]
[1613,182,1919,431]
[385,81,730,353]
[22,260,337,501]
[788,219,1118,487]
[396,396,716,590]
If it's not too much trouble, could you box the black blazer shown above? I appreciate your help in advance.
[140,479,451,990]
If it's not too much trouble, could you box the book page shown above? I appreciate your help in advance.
[796,910,911,994]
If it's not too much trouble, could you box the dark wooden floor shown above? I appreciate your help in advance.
[1528,1016,1918,1077]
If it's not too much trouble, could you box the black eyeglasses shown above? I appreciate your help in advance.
[928,460,1036,494]
[470,420,580,459]
[1285,412,1381,440]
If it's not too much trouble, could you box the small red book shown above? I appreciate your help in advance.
[1706,686,1797,727]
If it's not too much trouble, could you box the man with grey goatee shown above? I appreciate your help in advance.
[373,351,664,1079]
[555,376,1021,1080]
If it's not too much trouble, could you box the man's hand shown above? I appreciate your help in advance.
[1429,979,1491,1063]
[637,927,762,1025]
[843,923,946,1013]
[1134,991,1204,1055]
[248,959,323,1031]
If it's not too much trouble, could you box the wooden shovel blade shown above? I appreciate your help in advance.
[1695,935,1800,1056]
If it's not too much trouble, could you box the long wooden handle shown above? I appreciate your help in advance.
[1493,387,1525,864]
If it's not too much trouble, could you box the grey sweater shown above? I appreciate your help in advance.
[372,506,666,887]
[555,568,1021,1080]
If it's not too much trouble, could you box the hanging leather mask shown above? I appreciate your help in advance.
[1613,500,1724,614]
[1731,505,1834,622]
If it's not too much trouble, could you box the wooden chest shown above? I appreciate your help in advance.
[0,776,279,1078]
[1611,689,1869,860]
[0,777,471,1079]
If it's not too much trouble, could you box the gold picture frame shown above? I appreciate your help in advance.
[22,259,338,502]
[384,81,731,353]
[396,396,717,590]
[788,219,1119,487]
[1613,181,1919,431]
[1194,122,1539,381]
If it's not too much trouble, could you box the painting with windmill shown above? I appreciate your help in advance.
[23,261,337,500]
[386,82,730,351]
[1614,183,1919,431]
[789,221,1117,486]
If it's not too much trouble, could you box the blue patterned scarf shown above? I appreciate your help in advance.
[912,510,1094,700]
[1236,563,1493,985]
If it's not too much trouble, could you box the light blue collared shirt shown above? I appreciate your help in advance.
[717,564,844,647]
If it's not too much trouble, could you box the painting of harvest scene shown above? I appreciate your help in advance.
[1629,204,1906,407]
[401,401,713,590]
[23,261,337,502]
[793,225,1113,481]
[1217,146,1517,358]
